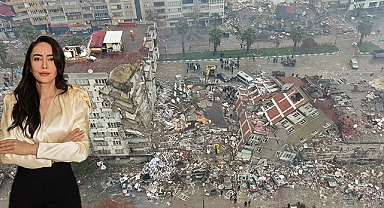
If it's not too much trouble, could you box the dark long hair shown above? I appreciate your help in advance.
[7,36,69,138]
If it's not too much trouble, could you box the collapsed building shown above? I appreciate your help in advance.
[102,70,383,206]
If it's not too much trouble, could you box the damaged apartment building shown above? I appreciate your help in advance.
[65,23,159,158]
[234,75,337,163]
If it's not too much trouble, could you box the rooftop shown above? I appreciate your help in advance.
[66,23,151,73]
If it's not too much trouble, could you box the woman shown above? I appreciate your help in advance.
[0,36,91,208]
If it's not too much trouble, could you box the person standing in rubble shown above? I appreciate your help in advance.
[0,36,91,208]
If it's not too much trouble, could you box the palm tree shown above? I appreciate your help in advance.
[291,26,305,51]
[176,21,189,57]
[0,42,7,65]
[357,19,373,46]
[21,25,38,44]
[209,28,222,56]
[354,7,363,17]
[210,13,221,28]
[67,36,83,46]
[241,27,258,55]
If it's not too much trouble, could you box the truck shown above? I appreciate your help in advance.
[372,49,384,58]
[204,65,216,82]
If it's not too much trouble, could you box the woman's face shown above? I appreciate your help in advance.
[30,42,57,87]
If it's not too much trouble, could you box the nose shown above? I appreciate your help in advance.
[42,59,48,69]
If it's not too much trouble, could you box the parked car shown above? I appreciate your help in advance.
[216,73,230,82]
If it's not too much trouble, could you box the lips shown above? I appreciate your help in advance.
[39,73,50,76]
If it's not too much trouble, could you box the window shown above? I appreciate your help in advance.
[210,5,223,9]
[117,5,122,9]
[154,2,165,6]
[265,101,274,108]
[96,142,108,146]
[125,5,132,9]
[91,102,97,109]
[74,79,89,86]
[95,5,108,9]
[32,17,47,22]
[311,130,319,135]
[143,3,150,7]
[323,122,332,128]
[168,1,181,6]
[102,101,109,107]
[91,123,96,128]
[108,122,117,128]
[126,11,133,16]
[95,78,106,85]
[48,8,64,13]
[156,9,165,13]
[182,0,193,3]
[98,149,111,154]
[292,112,301,117]
[112,132,119,136]
[90,112,100,119]
[113,140,121,145]
[83,14,93,18]
[299,138,307,143]
[287,127,295,133]
[115,149,124,154]
[95,13,109,17]
[112,12,122,17]
[311,111,319,117]
[51,16,66,20]
[299,119,307,125]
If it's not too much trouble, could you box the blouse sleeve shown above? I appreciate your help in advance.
[0,94,53,168]
[36,85,91,163]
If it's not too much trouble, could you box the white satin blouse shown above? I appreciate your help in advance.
[0,85,91,169]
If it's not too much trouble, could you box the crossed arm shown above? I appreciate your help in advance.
[0,93,91,169]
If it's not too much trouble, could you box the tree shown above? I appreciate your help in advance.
[357,19,373,46]
[67,36,83,46]
[291,26,305,51]
[96,196,136,208]
[21,25,38,43]
[0,42,7,65]
[209,28,222,56]
[210,13,221,28]
[241,27,258,55]
[175,21,189,57]
[354,7,363,17]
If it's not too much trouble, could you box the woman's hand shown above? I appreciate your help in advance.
[62,128,85,143]
[0,139,38,155]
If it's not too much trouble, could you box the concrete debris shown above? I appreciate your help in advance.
[88,69,384,206]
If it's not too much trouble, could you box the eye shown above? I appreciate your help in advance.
[48,58,54,62]
[33,57,41,61]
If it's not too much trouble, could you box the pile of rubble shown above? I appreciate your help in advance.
[95,75,384,207]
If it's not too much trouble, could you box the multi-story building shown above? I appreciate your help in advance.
[5,0,224,34]
[109,0,137,25]
[139,0,225,27]
[65,73,128,156]
[348,0,384,10]
[64,22,158,157]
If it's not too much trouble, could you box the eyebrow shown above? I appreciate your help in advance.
[32,54,54,57]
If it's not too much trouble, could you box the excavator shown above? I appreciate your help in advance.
[204,65,216,82]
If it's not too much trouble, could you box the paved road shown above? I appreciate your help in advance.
[157,30,383,86]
